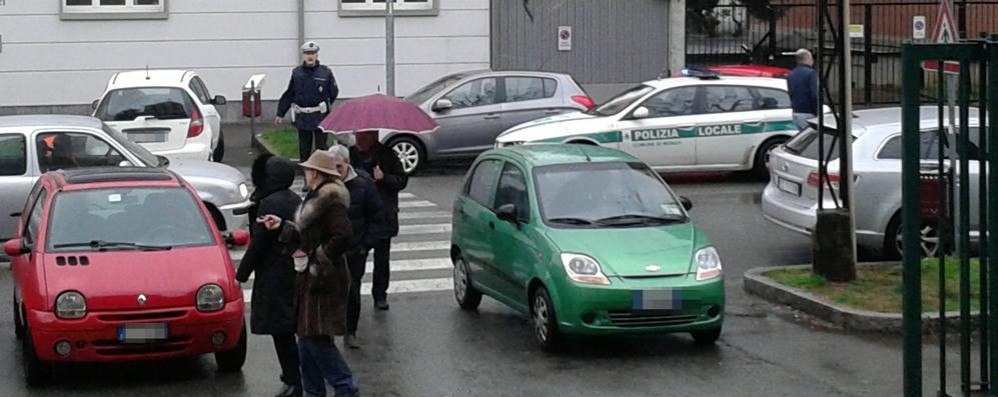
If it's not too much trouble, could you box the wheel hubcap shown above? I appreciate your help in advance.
[533,295,549,342]
[895,224,939,257]
[453,260,467,302]
[393,142,420,173]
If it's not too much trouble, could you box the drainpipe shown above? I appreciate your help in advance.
[298,0,305,49]
[667,0,686,76]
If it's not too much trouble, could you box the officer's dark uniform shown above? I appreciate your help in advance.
[277,53,339,162]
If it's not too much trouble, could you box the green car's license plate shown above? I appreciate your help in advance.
[632,289,683,311]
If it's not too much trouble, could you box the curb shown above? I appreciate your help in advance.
[743,263,980,334]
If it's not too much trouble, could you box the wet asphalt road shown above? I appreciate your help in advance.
[0,132,973,396]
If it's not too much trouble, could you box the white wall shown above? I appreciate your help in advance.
[0,0,490,107]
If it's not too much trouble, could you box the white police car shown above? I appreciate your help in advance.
[495,72,799,178]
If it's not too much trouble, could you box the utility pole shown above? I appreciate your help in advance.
[385,0,396,97]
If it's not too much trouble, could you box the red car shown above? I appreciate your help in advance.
[4,167,249,385]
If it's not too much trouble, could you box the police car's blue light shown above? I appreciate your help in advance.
[680,68,721,79]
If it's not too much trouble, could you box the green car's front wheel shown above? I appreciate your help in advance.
[691,327,722,346]
[453,256,482,310]
[532,287,563,351]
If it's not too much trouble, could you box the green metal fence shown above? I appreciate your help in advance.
[900,38,997,396]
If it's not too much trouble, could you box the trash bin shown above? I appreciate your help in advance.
[242,90,261,118]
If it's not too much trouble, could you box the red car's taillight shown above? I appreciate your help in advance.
[571,95,596,110]
[187,110,204,138]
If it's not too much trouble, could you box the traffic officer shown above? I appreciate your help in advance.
[276,41,339,165]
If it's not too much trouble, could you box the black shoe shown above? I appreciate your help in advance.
[374,300,389,311]
[335,388,359,397]
[275,383,302,397]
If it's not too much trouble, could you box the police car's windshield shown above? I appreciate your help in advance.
[534,161,687,228]
[405,72,473,105]
[588,85,655,117]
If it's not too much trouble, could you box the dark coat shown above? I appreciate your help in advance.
[350,143,408,237]
[279,180,354,337]
[236,155,301,335]
[344,169,387,253]
[787,64,819,115]
[276,61,339,130]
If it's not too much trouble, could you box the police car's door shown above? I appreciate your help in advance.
[614,86,699,170]
[694,85,766,169]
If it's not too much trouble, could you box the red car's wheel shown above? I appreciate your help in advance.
[22,326,51,387]
[12,293,23,340]
[215,323,247,373]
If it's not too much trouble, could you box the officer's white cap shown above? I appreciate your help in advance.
[301,41,320,54]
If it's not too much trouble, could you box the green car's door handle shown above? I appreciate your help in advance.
[488,221,495,230]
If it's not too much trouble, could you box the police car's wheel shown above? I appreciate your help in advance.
[212,132,225,162]
[752,137,788,180]
[389,137,424,175]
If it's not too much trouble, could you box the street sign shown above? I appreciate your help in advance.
[913,16,926,40]
[557,26,572,51]
[921,1,960,74]
[848,24,864,39]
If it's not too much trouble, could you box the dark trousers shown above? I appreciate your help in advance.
[346,250,369,335]
[297,128,328,161]
[372,238,392,302]
[298,335,356,397]
[273,333,301,387]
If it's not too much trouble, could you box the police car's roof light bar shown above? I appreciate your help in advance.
[679,68,721,79]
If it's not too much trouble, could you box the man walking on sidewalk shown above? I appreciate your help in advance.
[276,41,339,163]
[350,130,407,310]
[787,48,819,131]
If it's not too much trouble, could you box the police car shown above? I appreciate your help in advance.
[495,71,799,177]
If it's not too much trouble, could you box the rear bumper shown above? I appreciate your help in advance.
[26,301,244,362]
[152,142,212,162]
[761,183,816,235]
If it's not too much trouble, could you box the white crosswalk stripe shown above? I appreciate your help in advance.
[236,191,455,303]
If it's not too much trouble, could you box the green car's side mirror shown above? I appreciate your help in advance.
[680,196,693,211]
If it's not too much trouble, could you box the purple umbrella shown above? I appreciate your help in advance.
[319,93,438,134]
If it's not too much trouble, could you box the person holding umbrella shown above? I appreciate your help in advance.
[320,94,438,310]
[275,41,339,166]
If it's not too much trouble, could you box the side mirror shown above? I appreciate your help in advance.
[118,160,134,167]
[680,196,693,211]
[631,106,650,120]
[213,95,227,106]
[432,98,454,112]
[496,204,519,224]
[91,99,100,111]
[226,229,250,247]
[4,238,29,257]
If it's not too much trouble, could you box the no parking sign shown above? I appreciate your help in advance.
[558,26,572,51]
[913,16,926,40]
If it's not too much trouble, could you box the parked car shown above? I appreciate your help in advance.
[4,167,249,385]
[761,106,980,258]
[386,70,595,174]
[93,70,227,162]
[450,144,724,350]
[496,75,801,178]
[0,115,250,242]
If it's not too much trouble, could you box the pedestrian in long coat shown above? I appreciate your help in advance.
[237,154,303,397]
[260,150,358,397]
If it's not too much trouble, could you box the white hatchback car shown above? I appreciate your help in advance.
[93,70,227,162]
[496,74,800,178]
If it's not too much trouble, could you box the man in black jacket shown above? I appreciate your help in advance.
[328,145,386,349]
[350,130,408,310]
[237,154,303,397]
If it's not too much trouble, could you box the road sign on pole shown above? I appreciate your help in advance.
[921,0,960,73]
[913,16,926,40]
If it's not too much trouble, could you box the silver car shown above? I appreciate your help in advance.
[0,115,251,241]
[761,106,980,258]
[387,70,594,174]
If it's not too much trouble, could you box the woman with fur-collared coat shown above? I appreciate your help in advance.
[259,150,359,397]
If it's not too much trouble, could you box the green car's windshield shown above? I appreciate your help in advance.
[586,85,654,117]
[534,161,687,228]
[47,187,215,252]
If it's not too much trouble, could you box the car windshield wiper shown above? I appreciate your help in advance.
[595,214,687,227]
[546,217,596,226]
[53,240,173,251]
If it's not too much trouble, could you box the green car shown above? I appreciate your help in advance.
[450,144,724,350]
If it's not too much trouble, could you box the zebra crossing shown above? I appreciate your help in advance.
[233,185,455,304]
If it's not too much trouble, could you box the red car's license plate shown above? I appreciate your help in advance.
[117,323,169,343]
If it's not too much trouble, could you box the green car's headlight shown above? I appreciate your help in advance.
[560,253,610,285]
[694,246,722,281]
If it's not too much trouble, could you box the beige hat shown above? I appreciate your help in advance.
[299,150,341,178]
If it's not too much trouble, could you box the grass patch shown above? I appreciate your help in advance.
[765,258,981,313]
[261,128,299,159]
